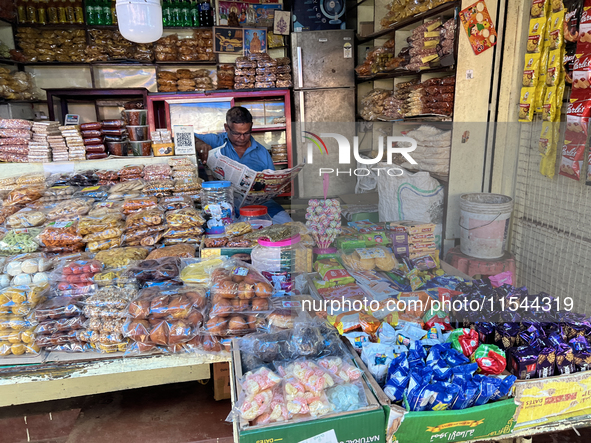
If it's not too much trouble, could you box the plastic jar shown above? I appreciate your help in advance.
[238,205,273,230]
[201,181,234,235]
[252,234,308,278]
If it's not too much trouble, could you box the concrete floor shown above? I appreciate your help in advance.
[0,377,233,443]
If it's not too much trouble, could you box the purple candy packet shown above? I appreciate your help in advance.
[535,338,556,378]
[509,345,538,380]
[555,343,576,375]
[495,323,520,350]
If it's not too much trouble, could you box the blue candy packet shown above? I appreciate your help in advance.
[426,343,451,365]
[490,375,517,401]
[451,362,479,383]
[428,382,460,411]
[444,347,470,367]
[472,374,501,407]
[451,379,480,410]
[432,360,453,382]
[406,371,434,412]
[384,354,410,402]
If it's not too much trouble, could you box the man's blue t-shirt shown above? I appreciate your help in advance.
[196,133,275,172]
[196,132,285,217]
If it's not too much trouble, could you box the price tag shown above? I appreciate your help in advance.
[234,267,249,276]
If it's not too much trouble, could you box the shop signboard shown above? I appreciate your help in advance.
[513,370,591,431]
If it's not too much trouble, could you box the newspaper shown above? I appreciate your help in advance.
[207,147,304,207]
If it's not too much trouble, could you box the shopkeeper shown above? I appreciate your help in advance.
[195,106,291,224]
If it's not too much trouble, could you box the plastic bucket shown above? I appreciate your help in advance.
[459,193,514,259]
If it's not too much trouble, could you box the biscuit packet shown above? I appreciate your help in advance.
[552,0,565,11]
[564,43,577,83]
[565,97,591,142]
[523,52,541,87]
[535,76,547,113]
[527,17,547,53]
[559,142,586,179]
[570,53,591,97]
[542,86,558,120]
[549,10,566,50]
[546,48,563,86]
[564,0,584,42]
[531,0,550,17]
[576,2,591,56]
[518,87,536,121]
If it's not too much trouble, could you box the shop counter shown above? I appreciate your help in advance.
[0,351,229,407]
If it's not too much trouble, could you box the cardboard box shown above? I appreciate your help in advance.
[343,336,518,443]
[513,370,591,431]
[231,340,386,443]
[213,362,231,401]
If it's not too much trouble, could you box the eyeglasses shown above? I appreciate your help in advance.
[228,129,252,138]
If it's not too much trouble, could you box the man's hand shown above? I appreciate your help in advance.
[195,137,212,164]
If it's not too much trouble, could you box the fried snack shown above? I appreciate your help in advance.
[165,207,205,227]
[95,247,149,268]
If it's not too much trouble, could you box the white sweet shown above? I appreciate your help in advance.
[12,273,32,286]
[0,274,10,288]
[21,259,39,274]
[32,272,49,284]
[6,261,23,277]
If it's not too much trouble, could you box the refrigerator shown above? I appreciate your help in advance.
[291,29,356,199]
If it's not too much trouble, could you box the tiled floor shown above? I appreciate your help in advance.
[0,378,233,443]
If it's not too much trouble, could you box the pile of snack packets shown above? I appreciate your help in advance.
[355,17,457,78]
[230,320,370,427]
[302,219,591,413]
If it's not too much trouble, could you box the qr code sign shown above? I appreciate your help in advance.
[176,132,192,147]
[172,125,195,155]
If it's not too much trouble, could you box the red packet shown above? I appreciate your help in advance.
[570,54,591,98]
[577,2,591,51]
[459,0,498,55]
[559,142,585,180]
[565,98,591,143]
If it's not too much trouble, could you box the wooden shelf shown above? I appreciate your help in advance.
[356,0,460,43]
[356,66,455,83]
[252,125,286,132]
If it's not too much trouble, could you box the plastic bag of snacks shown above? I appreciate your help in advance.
[122,284,206,353]
[0,228,43,255]
[146,245,195,260]
[4,187,45,207]
[179,257,226,285]
[159,196,194,211]
[95,246,149,269]
[46,199,93,221]
[33,297,87,351]
[121,197,159,215]
[0,283,50,356]
[123,257,180,283]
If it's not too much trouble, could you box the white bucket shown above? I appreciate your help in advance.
[459,193,514,259]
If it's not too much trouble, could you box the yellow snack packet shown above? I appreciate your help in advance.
[542,85,558,121]
[539,121,554,154]
[523,52,541,86]
[530,0,549,18]
[549,10,565,50]
[519,87,536,122]
[546,48,562,85]
[527,17,547,53]
[535,76,547,113]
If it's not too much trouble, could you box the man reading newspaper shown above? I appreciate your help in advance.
[194,106,292,223]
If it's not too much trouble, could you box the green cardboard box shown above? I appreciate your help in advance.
[343,340,519,443]
[231,341,386,443]
[392,399,517,443]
